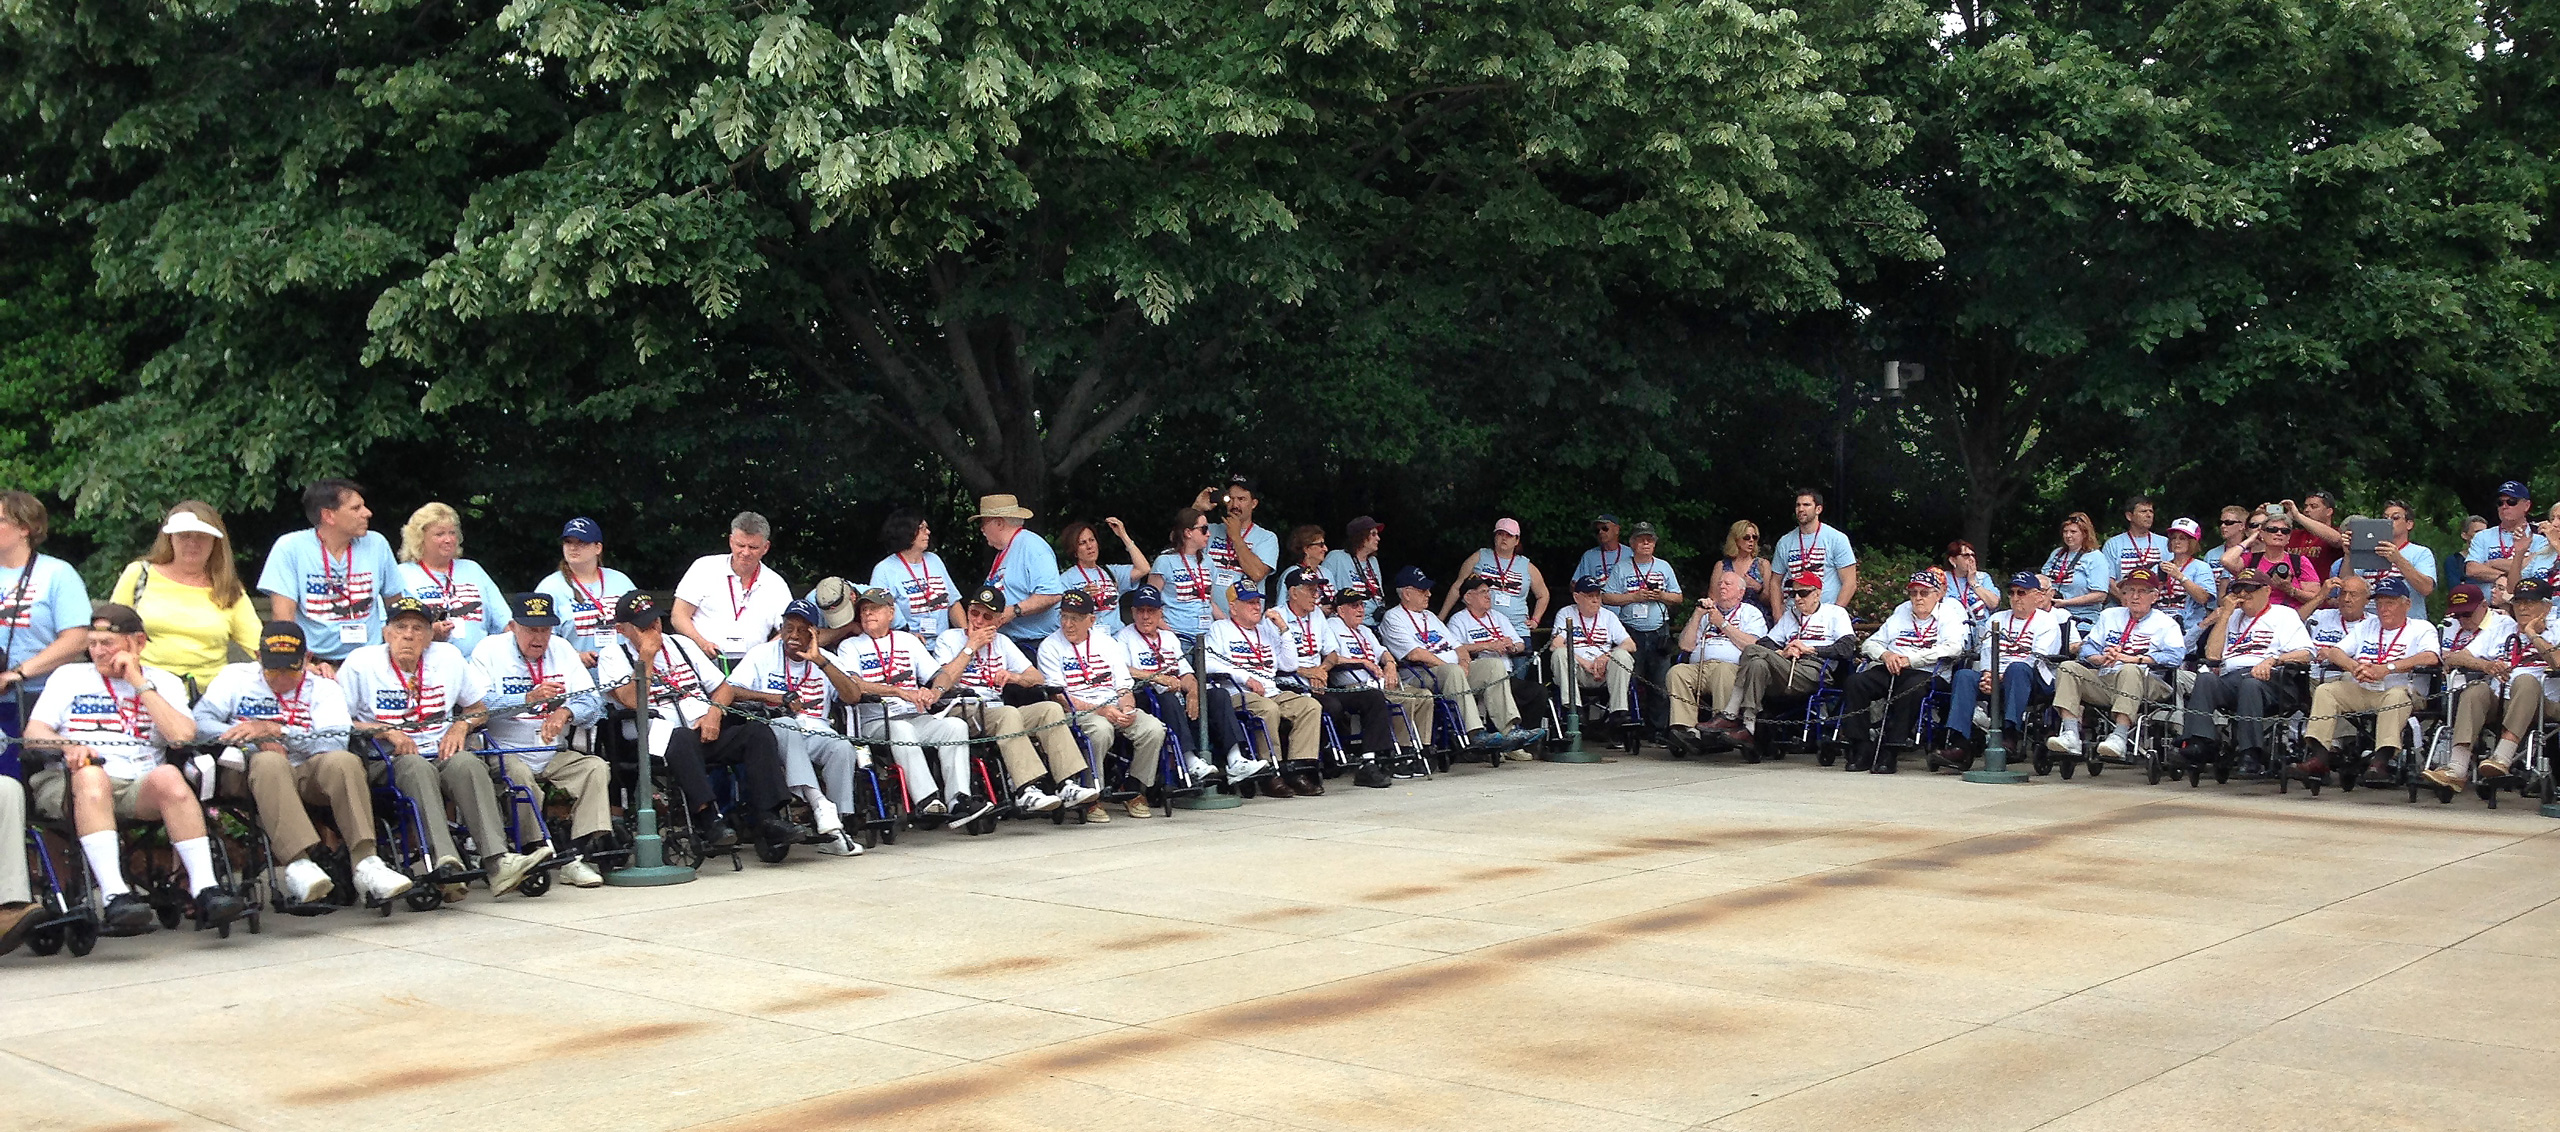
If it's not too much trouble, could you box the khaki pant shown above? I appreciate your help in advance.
[1375,683,1435,746]
[1666,659,1740,725]
[1735,644,1826,714]
[1423,659,1519,733]
[241,748,376,863]
[952,701,1087,785]
[30,768,147,823]
[2305,680,2418,750]
[365,752,506,867]
[1239,689,1324,764]
[2053,661,2171,721]
[2447,676,2559,775]
[1552,645,1633,714]
[0,775,28,905]
[492,750,611,843]
[1073,708,1169,784]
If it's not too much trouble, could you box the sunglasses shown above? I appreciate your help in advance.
[2231,582,2268,592]
[2263,527,2292,536]
[1189,523,1209,531]
[2220,519,2244,526]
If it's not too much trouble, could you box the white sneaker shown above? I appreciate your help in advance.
[489,844,555,897]
[557,860,604,887]
[352,855,415,903]
[2096,734,2127,760]
[281,858,334,904]
[2045,733,2077,753]
[1057,781,1101,808]
[918,798,948,816]
[1225,755,1271,780]
[1015,786,1062,813]
[815,830,865,857]
[1185,755,1218,779]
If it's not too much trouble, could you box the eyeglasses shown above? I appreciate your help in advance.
[1739,534,1758,541]
[2220,519,2244,526]
[1952,550,1976,558]
[1189,524,1209,532]
[2263,527,2292,536]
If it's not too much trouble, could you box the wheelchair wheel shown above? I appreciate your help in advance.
[2187,761,2204,787]
[966,813,998,836]
[153,897,183,931]
[519,867,554,898]
[663,828,705,870]
[2145,752,2164,785]
[2030,749,2051,776]
[2086,755,2103,777]
[2058,755,2075,780]
[755,838,792,863]
[27,925,64,957]
[2476,781,2497,808]
[404,882,445,913]
[2436,785,2456,805]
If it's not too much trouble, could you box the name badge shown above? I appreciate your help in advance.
[340,622,368,646]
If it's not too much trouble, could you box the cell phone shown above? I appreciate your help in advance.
[2263,503,2285,523]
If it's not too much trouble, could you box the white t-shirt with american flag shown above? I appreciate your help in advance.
[2214,604,2312,675]
[1446,608,1526,658]
[1273,607,1341,677]
[1981,608,2069,682]
[2338,616,2440,692]
[2079,607,2186,672]
[727,638,840,733]
[1328,615,1394,688]
[1379,607,1462,667]
[339,641,485,752]
[1770,603,1857,651]
[832,629,938,721]
[1204,617,1286,695]
[1552,605,1630,665]
[30,662,192,780]
[1038,631,1130,710]
[932,628,1034,702]
[192,663,354,766]
[1116,624,1192,683]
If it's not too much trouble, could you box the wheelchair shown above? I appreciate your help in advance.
[589,704,744,872]
[12,754,102,957]
[2039,662,2178,782]
[470,741,579,896]
[358,739,480,910]
[2403,671,2546,808]
[1392,665,1518,769]
[1826,665,1951,772]
[1762,657,1847,762]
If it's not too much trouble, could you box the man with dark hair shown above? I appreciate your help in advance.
[1199,475,1278,599]
[1772,488,1859,606]
[258,479,408,673]
[2101,496,2165,601]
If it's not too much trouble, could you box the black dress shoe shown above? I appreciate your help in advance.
[1872,749,1901,774]
[1293,771,1327,796]
[101,892,157,936]
[700,815,740,849]
[1354,762,1392,789]
[193,885,250,929]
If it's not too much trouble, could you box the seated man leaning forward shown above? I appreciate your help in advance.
[932,586,1098,818]
[1379,567,1531,749]
[1667,569,1767,755]
[2047,565,2186,761]
[1040,588,1167,819]
[25,603,244,934]
[1731,572,1858,750]
[194,620,415,906]
[2296,576,2440,790]
[1834,573,1966,774]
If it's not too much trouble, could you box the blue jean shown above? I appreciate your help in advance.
[1946,662,2051,737]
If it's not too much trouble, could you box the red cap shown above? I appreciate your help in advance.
[1785,571,1823,593]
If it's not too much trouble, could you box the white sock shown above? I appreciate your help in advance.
[2494,737,2519,763]
[174,836,219,895]
[806,795,842,835]
[2058,720,2081,740]
[82,831,130,897]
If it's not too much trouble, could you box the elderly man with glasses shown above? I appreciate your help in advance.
[2467,481,2549,586]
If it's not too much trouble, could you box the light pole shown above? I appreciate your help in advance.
[606,656,697,886]
[1835,361,1924,522]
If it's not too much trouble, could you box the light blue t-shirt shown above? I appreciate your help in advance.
[532,566,637,660]
[868,552,960,637]
[2098,531,2169,587]
[2159,558,2220,639]
[256,530,409,660]
[2041,546,2113,629]
[1207,523,1281,612]
[1771,525,1858,604]
[0,554,93,695]
[1320,550,1387,624]
[1060,562,1136,618]
[2344,541,2440,596]
[1463,548,1534,628]
[397,558,508,656]
[2468,526,2551,581]
[1153,551,1221,639]
[1574,544,1632,591]
[985,528,1063,642]
[1606,556,1682,632]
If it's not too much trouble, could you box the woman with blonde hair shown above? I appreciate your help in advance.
[396,502,509,654]
[2041,512,2113,630]
[109,501,259,687]
[1710,519,1779,619]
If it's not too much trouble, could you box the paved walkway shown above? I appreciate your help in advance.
[11,753,2559,1131]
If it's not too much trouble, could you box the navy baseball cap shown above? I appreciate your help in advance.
[1125,584,1165,609]
[1061,589,1098,615]
[1572,575,1606,594]
[257,621,308,670]
[1395,566,1432,590]
[561,516,603,542]
[510,592,562,627]
[2008,571,2045,591]
[2371,576,2414,600]
[1229,580,1265,604]
[1282,565,1325,590]
[782,598,826,625]
[2500,480,2531,502]
[1593,513,1619,526]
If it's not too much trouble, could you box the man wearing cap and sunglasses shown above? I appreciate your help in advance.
[25,603,246,934]
[341,595,553,900]
[1731,572,1858,748]
[1041,588,1167,818]
[932,585,1098,817]
[472,593,613,883]
[1835,572,1966,772]
[2297,576,2439,790]
[2466,481,2549,586]
[722,598,870,855]
[2181,567,2315,773]
[2437,579,2559,790]
[196,620,416,906]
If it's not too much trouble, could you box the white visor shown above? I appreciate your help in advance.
[161,512,226,539]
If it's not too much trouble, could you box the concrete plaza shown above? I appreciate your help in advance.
[10,752,2559,1131]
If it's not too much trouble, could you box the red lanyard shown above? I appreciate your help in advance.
[1403,609,1438,652]
[782,652,821,711]
[726,566,760,620]
[1075,565,1116,604]
[860,633,911,685]
[645,642,704,704]
[1290,611,1320,664]
[108,678,146,739]
[1139,629,1175,669]
[971,644,1005,687]
[2051,549,2080,585]
[1488,552,1520,593]
[566,569,607,624]
[985,532,1016,588]
[2368,623,2410,667]
[1337,622,1370,659]
[2001,614,2034,658]
[389,652,429,725]
[1481,612,1514,642]
[1596,545,1624,577]
[2231,610,2261,652]
[424,560,457,603]
[321,541,353,606]
[518,644,554,719]
[1179,553,1212,602]
[1069,635,1104,687]
[1572,612,1605,648]
[274,675,311,728]
[1789,526,1820,572]
[1357,556,1380,594]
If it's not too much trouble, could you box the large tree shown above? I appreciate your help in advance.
[371,0,1938,513]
